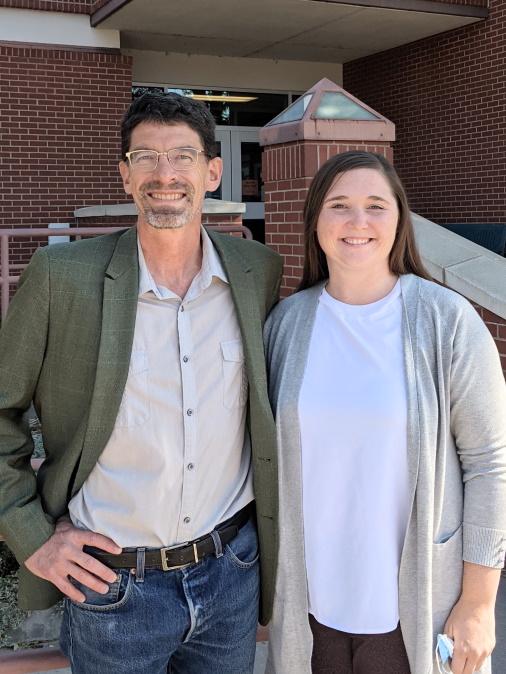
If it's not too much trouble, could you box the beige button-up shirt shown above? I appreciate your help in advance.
[69,228,253,547]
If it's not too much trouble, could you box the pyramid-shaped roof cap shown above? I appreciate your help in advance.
[260,78,395,146]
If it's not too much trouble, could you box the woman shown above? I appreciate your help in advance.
[264,151,506,674]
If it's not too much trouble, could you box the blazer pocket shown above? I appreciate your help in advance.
[115,350,150,427]
[221,339,247,410]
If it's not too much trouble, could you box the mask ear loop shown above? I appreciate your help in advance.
[435,641,452,674]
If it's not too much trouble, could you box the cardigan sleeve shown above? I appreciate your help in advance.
[450,300,506,568]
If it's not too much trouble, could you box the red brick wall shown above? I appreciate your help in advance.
[263,140,393,297]
[91,0,110,12]
[343,0,506,225]
[0,0,112,14]
[0,45,132,264]
[473,305,506,379]
[430,0,487,5]
[0,0,90,12]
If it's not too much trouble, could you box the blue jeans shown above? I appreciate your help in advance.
[60,517,260,674]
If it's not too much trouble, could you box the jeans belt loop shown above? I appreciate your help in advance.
[135,547,146,583]
[210,529,224,558]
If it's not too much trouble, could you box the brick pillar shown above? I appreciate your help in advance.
[202,214,243,229]
[260,78,395,297]
[263,141,393,297]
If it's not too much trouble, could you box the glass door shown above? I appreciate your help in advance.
[213,127,265,240]
[231,129,264,221]
[208,130,231,201]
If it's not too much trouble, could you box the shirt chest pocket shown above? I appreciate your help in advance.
[221,339,248,410]
[115,350,150,427]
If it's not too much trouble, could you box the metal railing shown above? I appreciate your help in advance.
[0,225,252,320]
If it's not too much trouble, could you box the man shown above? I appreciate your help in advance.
[0,92,282,673]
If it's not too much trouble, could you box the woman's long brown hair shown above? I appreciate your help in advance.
[297,151,431,292]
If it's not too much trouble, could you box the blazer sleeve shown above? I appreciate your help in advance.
[0,247,56,563]
[450,300,506,568]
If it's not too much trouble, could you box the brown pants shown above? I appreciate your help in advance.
[309,614,411,674]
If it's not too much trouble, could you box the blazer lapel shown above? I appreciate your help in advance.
[73,226,139,494]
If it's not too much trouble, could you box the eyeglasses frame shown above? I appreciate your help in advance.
[125,147,210,172]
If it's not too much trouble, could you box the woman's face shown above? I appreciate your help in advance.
[316,167,399,280]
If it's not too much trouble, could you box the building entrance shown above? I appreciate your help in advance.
[211,127,264,241]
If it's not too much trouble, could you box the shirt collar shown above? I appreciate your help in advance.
[137,226,228,300]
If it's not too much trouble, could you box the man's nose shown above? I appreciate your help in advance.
[153,153,179,179]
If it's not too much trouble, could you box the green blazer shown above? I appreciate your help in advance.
[0,225,282,623]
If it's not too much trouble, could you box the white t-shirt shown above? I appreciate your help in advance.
[299,280,410,634]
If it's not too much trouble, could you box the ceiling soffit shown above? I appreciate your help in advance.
[91,0,485,63]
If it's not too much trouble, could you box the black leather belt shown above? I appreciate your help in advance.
[89,503,253,572]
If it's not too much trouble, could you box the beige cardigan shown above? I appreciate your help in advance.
[264,275,506,674]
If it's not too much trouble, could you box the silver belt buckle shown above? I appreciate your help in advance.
[160,542,200,571]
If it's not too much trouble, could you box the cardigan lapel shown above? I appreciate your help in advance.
[73,226,139,494]
[399,274,421,518]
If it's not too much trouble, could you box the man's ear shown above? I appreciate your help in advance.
[119,161,132,195]
[205,156,223,193]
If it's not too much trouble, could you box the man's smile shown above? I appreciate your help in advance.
[150,192,186,201]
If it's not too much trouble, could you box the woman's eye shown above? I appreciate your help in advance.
[331,203,346,209]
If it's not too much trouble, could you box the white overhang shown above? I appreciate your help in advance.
[0,8,120,50]
[92,0,485,63]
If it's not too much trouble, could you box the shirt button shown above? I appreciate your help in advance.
[183,355,189,363]
[180,306,185,312]
[186,409,193,416]
[184,517,191,524]
[187,463,194,470]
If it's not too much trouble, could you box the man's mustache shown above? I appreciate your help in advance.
[140,180,194,197]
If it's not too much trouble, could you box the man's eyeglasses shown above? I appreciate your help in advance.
[125,147,208,173]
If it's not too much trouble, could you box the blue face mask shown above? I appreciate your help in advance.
[435,634,454,674]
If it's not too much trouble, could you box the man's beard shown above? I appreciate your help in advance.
[139,180,198,230]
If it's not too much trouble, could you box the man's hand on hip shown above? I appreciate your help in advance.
[24,515,122,602]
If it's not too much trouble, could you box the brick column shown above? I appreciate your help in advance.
[262,140,393,297]
[260,78,395,297]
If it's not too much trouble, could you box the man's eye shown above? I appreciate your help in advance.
[176,153,193,161]
[136,153,156,162]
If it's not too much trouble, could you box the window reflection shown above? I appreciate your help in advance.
[241,143,263,203]
[167,89,288,127]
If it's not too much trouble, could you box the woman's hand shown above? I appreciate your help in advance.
[443,561,501,673]
[444,598,495,673]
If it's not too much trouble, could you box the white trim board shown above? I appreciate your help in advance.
[0,8,120,49]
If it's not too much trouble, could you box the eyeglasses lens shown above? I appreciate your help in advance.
[129,149,199,172]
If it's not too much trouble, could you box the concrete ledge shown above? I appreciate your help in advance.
[412,213,506,319]
[74,199,246,218]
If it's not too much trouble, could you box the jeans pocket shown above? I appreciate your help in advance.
[225,518,259,569]
[68,568,132,612]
